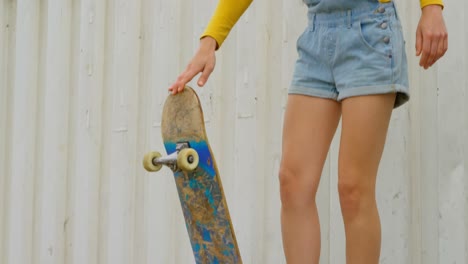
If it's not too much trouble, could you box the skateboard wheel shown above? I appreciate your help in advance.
[143,151,163,172]
[177,148,199,171]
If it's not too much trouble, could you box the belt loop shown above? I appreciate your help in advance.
[347,10,351,29]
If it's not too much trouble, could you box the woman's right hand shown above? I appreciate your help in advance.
[168,37,218,94]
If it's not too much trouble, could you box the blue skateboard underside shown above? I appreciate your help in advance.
[164,140,240,263]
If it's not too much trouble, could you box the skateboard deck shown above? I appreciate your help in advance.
[143,86,242,263]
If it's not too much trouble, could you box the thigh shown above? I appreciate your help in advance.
[281,94,341,191]
[338,94,396,187]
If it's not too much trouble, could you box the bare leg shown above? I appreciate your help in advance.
[280,95,341,263]
[338,94,396,264]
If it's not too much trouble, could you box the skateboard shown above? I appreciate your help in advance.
[143,86,242,264]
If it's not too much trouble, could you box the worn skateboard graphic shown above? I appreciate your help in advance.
[143,86,242,263]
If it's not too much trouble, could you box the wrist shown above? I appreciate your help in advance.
[200,36,218,51]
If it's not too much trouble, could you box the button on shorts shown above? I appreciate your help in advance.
[290,2,409,108]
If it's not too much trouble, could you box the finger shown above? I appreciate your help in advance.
[419,32,432,69]
[427,35,439,67]
[197,63,215,87]
[173,68,199,94]
[168,83,176,92]
[169,72,187,92]
[170,66,190,91]
[416,27,423,56]
[431,35,446,67]
[171,77,186,95]
[171,75,185,94]
[169,75,184,93]
[443,32,448,56]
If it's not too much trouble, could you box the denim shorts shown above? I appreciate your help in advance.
[290,1,409,108]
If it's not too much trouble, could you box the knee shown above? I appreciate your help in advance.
[279,166,318,209]
[337,179,363,216]
[337,174,376,219]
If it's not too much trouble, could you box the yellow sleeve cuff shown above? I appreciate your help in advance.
[420,0,444,8]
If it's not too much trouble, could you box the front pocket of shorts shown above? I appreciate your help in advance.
[358,18,392,58]
[296,28,311,51]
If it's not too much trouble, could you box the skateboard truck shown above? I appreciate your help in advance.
[143,142,200,172]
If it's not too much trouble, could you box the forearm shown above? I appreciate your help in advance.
[201,0,253,49]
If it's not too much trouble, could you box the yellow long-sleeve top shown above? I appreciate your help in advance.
[202,0,444,49]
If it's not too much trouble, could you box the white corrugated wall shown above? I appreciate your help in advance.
[0,0,467,263]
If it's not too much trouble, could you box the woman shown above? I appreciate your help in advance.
[169,0,448,263]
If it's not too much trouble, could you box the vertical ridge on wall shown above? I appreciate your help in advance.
[133,0,151,263]
[0,0,11,262]
[178,0,193,85]
[97,0,113,262]
[137,1,153,262]
[261,0,276,260]
[65,0,80,262]
[67,0,107,263]
[407,0,423,263]
[5,1,40,264]
[253,0,270,262]
[100,1,142,264]
[35,2,73,264]
[32,1,47,262]
[465,2,468,262]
